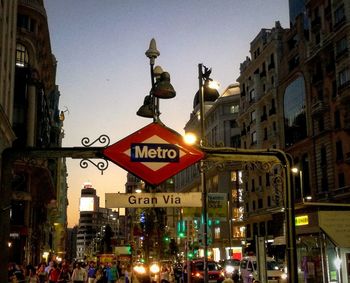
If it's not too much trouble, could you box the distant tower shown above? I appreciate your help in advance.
[76,182,100,260]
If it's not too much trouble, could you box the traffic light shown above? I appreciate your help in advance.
[177,221,186,238]
[178,231,185,238]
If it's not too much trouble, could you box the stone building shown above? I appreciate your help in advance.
[0,0,67,275]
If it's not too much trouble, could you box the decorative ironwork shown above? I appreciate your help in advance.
[80,158,109,175]
[81,134,110,147]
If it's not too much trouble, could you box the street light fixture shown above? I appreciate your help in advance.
[137,38,176,121]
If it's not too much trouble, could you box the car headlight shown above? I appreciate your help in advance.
[150,263,160,274]
[133,265,147,274]
[225,265,234,273]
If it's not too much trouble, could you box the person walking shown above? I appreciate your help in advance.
[71,262,87,283]
[27,266,39,283]
[106,262,119,283]
[48,263,60,283]
[37,263,48,283]
[58,264,71,283]
[87,261,97,283]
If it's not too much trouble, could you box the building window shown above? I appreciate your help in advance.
[339,68,350,88]
[265,173,270,187]
[334,110,341,129]
[321,147,327,167]
[264,128,268,140]
[253,223,258,235]
[230,135,240,148]
[17,14,37,32]
[258,199,263,209]
[338,173,345,188]
[251,131,257,145]
[251,179,255,192]
[336,37,348,58]
[284,76,307,147]
[334,5,345,26]
[230,120,238,128]
[249,89,256,102]
[259,222,265,236]
[16,43,29,67]
[251,111,256,123]
[318,117,324,132]
[230,105,239,113]
[246,224,251,238]
[267,196,271,207]
[336,140,343,161]
[252,201,256,211]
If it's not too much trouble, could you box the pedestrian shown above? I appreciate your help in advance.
[37,263,48,283]
[95,267,104,283]
[124,264,131,283]
[48,262,60,283]
[106,262,119,283]
[27,266,39,283]
[45,261,55,274]
[160,265,170,283]
[87,261,97,283]
[71,262,88,283]
[58,264,71,283]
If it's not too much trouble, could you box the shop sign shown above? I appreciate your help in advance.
[295,215,309,226]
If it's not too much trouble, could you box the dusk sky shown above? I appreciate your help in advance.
[44,0,289,227]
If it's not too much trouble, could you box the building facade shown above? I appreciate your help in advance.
[238,0,350,281]
[0,0,67,275]
[174,83,244,261]
[77,182,125,261]
[237,21,287,255]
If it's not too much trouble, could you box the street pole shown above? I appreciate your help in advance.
[198,63,208,283]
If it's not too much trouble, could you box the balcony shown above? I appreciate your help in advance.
[332,186,350,199]
[311,100,328,116]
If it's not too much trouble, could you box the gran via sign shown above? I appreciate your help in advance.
[105,192,202,208]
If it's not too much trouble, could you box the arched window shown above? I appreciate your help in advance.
[284,76,307,147]
[16,43,29,67]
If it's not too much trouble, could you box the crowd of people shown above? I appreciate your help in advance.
[8,260,129,283]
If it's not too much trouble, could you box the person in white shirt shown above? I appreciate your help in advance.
[71,262,87,283]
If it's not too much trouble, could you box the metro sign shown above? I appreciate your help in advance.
[102,122,204,185]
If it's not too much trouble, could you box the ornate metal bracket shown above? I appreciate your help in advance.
[81,134,110,147]
[80,158,109,175]
[79,135,111,174]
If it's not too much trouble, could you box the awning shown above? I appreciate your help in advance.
[319,211,350,248]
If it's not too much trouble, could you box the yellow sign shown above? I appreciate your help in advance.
[295,215,309,226]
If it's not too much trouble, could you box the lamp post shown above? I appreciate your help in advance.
[198,63,219,283]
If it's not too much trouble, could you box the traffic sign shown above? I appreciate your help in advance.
[102,122,204,185]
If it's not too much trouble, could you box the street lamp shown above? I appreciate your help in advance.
[198,63,220,283]
[137,38,176,121]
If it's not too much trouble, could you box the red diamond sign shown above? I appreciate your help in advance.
[102,122,204,185]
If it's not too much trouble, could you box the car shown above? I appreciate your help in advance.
[183,259,225,283]
[239,256,288,283]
